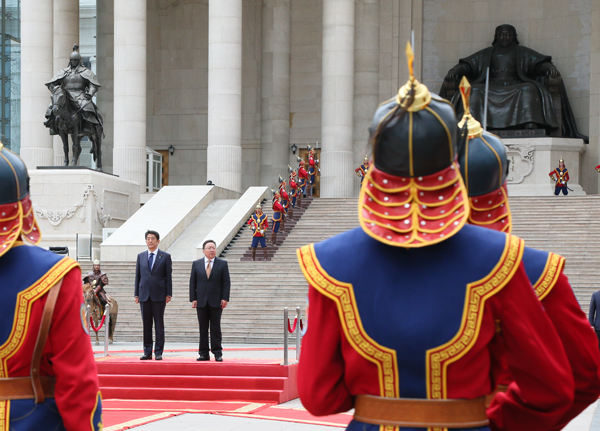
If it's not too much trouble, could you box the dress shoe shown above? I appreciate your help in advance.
[155,354,163,360]
[197,355,210,361]
[214,355,223,362]
[140,354,152,360]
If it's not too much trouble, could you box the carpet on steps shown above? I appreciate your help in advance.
[97,356,299,403]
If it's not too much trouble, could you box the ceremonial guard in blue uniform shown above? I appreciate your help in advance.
[457,77,600,426]
[0,144,102,431]
[307,146,319,196]
[271,191,285,244]
[297,44,575,431]
[355,155,370,184]
[549,159,570,196]
[248,205,269,261]
[288,166,299,209]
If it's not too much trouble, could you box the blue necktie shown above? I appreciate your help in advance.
[148,252,154,270]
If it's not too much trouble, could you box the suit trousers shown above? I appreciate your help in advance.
[596,330,600,351]
[197,305,223,356]
[140,299,166,356]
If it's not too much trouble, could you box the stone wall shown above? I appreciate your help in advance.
[419,0,596,192]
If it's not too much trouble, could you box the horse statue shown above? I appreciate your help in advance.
[48,86,104,170]
[83,280,118,345]
[44,45,104,170]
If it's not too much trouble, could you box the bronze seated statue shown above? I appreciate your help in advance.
[439,24,588,143]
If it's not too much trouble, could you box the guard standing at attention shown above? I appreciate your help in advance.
[549,159,570,196]
[298,157,309,198]
[457,76,600,428]
[271,191,285,245]
[248,205,269,261]
[307,146,319,196]
[296,44,575,431]
[0,143,103,431]
[289,167,299,209]
[355,156,370,184]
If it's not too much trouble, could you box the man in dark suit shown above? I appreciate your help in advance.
[590,290,600,350]
[134,230,173,360]
[189,239,230,361]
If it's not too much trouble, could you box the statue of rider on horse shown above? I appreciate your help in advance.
[44,45,104,171]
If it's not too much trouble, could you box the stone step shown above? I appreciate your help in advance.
[86,196,600,343]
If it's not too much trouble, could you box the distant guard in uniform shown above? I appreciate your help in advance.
[549,159,569,196]
[278,176,290,214]
[248,205,269,261]
[298,158,309,198]
[296,44,575,431]
[457,77,600,427]
[355,155,370,184]
[0,143,102,431]
[271,191,285,245]
[307,146,319,196]
[86,259,110,307]
[289,166,299,209]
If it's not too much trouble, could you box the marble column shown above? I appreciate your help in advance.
[113,0,147,191]
[260,0,291,187]
[97,0,114,174]
[353,0,379,195]
[53,0,79,166]
[20,0,54,168]
[207,0,243,193]
[320,0,355,198]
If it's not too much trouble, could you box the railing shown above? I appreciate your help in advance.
[86,302,111,357]
[283,306,303,365]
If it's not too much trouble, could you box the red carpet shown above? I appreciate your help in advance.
[101,399,351,430]
[97,356,299,404]
[224,405,353,427]
[102,400,275,430]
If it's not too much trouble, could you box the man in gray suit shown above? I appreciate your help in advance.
[590,290,600,350]
[189,239,230,361]
[134,230,173,360]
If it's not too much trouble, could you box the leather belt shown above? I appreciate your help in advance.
[354,394,490,428]
[0,376,56,400]
[0,278,63,403]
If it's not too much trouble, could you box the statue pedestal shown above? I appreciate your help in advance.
[29,168,140,260]
[504,137,586,196]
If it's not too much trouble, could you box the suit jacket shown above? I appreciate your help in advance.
[189,257,231,308]
[589,290,600,330]
[134,249,173,302]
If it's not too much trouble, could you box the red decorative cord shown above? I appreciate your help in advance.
[288,317,298,333]
[90,314,106,332]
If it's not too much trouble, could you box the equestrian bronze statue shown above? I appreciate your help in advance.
[44,45,105,170]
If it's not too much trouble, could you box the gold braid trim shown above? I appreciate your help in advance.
[297,244,399,431]
[0,257,79,431]
[534,253,565,301]
[425,235,524,431]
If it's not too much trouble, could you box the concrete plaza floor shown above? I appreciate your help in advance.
[94,342,600,430]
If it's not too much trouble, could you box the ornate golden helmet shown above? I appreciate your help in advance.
[358,42,468,248]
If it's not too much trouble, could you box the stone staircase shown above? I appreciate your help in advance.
[226,197,313,261]
[84,196,599,346]
[510,196,600,313]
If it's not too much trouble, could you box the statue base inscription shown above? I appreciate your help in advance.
[489,129,548,139]
[505,137,586,196]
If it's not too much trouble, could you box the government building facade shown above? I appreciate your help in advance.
[10,0,600,197]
